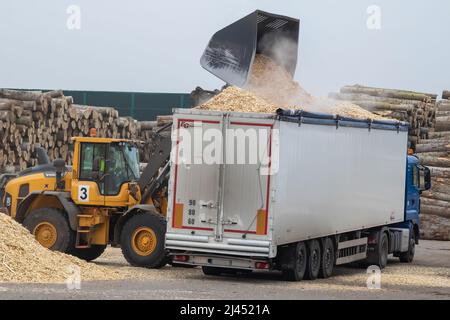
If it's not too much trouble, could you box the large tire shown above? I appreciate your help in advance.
[23,207,74,253]
[319,237,335,279]
[70,245,107,262]
[399,237,415,263]
[171,262,197,268]
[120,211,167,268]
[202,266,223,276]
[367,231,389,269]
[282,242,307,281]
[201,266,244,276]
[304,239,321,280]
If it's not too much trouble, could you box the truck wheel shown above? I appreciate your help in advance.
[367,231,389,269]
[201,266,246,276]
[170,261,197,268]
[305,239,321,280]
[202,266,223,276]
[120,212,167,268]
[399,237,415,263]
[319,237,335,279]
[282,242,307,281]
[23,208,74,253]
[70,245,107,262]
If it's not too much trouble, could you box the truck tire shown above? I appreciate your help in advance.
[367,231,389,269]
[399,237,415,263]
[171,262,196,268]
[201,266,249,276]
[319,237,335,279]
[70,245,107,262]
[120,212,167,268]
[23,208,74,253]
[282,242,307,281]
[304,239,321,280]
[202,266,223,276]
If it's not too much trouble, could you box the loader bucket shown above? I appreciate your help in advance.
[200,10,300,87]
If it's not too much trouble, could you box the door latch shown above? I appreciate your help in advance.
[200,200,217,209]
[221,218,238,225]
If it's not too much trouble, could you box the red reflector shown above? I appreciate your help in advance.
[368,235,377,244]
[173,255,189,262]
[255,262,269,269]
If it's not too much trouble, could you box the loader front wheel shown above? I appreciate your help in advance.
[23,208,74,253]
[120,212,167,268]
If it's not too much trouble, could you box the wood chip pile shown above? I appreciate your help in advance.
[330,85,438,147]
[198,86,278,113]
[0,89,167,172]
[416,92,450,241]
[198,55,384,120]
[0,213,123,283]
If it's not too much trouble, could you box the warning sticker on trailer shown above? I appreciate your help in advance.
[78,185,89,202]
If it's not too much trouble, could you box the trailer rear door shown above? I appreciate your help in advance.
[166,111,275,257]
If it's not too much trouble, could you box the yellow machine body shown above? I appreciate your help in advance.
[3,137,167,250]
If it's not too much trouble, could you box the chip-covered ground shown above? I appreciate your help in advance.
[0,240,449,300]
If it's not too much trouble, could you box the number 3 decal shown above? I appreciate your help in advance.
[78,185,89,202]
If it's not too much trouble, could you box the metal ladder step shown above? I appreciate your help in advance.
[75,226,92,249]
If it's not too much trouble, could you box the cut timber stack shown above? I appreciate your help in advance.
[0,89,168,172]
[329,85,438,147]
[416,91,450,241]
[137,115,172,164]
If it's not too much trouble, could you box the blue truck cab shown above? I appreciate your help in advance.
[395,155,431,246]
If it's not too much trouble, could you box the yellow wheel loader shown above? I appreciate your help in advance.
[0,129,172,267]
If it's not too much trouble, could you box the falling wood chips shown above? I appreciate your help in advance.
[0,213,124,283]
[199,55,386,121]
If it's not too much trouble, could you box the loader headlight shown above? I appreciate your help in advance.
[4,194,11,209]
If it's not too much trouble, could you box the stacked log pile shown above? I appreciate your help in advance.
[330,85,450,241]
[417,93,450,240]
[329,85,438,147]
[0,89,168,172]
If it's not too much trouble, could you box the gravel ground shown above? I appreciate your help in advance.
[0,240,449,300]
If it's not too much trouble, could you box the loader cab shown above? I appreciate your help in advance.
[71,137,141,206]
[405,155,431,222]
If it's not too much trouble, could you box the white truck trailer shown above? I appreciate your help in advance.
[165,108,430,281]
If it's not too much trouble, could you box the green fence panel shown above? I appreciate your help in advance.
[11,89,193,121]
[62,90,192,120]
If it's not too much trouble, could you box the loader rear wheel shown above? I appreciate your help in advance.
[305,239,321,280]
[319,237,335,279]
[70,245,107,262]
[282,242,307,281]
[120,212,167,268]
[23,208,74,253]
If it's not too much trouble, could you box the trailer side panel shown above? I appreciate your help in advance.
[272,120,408,245]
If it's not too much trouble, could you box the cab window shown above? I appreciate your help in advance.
[79,143,106,180]
[411,165,420,188]
[104,144,128,195]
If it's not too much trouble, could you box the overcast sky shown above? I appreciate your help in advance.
[0,0,449,96]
